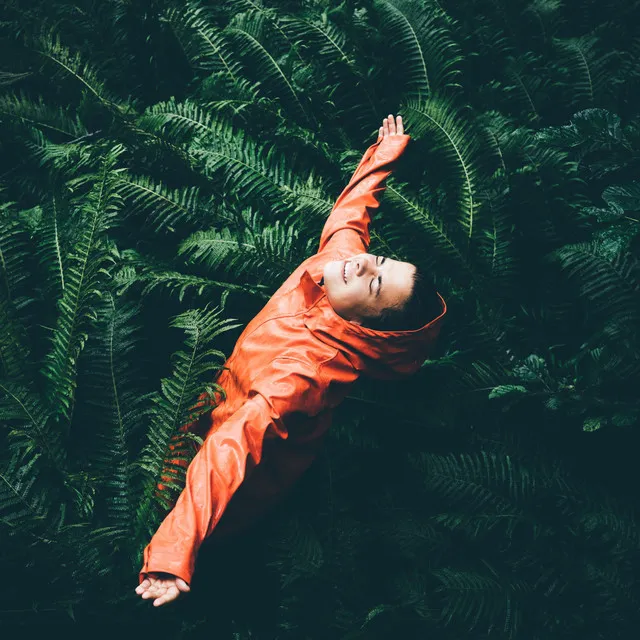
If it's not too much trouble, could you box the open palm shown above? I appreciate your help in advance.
[135,572,190,607]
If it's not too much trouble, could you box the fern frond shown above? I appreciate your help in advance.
[32,31,124,110]
[117,174,206,233]
[584,562,640,623]
[32,196,67,300]
[415,452,536,511]
[403,96,482,243]
[433,566,526,637]
[476,181,519,292]
[373,0,463,99]
[0,91,88,141]
[287,171,334,232]
[136,97,227,146]
[383,183,473,277]
[373,0,430,98]
[277,11,379,128]
[0,204,34,378]
[193,127,300,218]
[114,247,270,302]
[133,306,241,538]
[0,71,32,87]
[534,108,625,162]
[503,52,548,124]
[41,147,125,425]
[74,293,144,535]
[552,35,615,109]
[164,5,244,80]
[179,215,313,288]
[548,240,640,338]
[225,11,314,125]
[0,448,64,537]
[0,379,65,456]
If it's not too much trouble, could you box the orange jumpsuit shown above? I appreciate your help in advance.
[139,133,447,584]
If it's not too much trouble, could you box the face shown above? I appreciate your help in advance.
[322,253,417,325]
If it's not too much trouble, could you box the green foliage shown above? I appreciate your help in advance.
[0,0,639,637]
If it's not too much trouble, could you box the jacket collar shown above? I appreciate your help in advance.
[299,270,446,379]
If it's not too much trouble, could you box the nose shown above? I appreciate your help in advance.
[354,255,376,277]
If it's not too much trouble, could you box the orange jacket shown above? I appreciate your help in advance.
[139,133,447,584]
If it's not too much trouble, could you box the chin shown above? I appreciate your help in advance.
[323,260,341,287]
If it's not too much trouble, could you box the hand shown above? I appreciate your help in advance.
[135,572,191,607]
[377,113,404,142]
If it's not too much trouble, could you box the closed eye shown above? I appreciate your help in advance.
[371,256,385,296]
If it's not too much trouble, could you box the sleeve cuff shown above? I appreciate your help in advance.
[139,543,194,586]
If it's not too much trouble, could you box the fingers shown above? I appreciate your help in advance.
[153,585,179,607]
[380,114,404,140]
[135,578,151,594]
[176,578,191,592]
[135,575,189,607]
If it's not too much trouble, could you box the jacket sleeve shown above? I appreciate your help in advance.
[318,134,411,255]
[139,357,326,585]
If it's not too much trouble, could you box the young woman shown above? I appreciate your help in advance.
[136,114,447,606]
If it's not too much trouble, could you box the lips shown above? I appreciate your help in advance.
[343,260,349,284]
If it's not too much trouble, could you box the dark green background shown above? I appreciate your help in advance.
[1,0,639,637]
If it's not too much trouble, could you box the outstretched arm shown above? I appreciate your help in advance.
[318,114,410,255]
[136,357,326,605]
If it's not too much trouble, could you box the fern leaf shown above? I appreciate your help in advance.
[383,183,473,276]
[553,35,616,110]
[114,247,271,302]
[179,216,312,287]
[134,306,241,538]
[41,147,125,425]
[403,96,482,243]
[74,294,144,535]
[117,174,205,233]
[0,205,32,377]
[225,11,314,125]
[548,240,640,337]
[32,31,124,110]
[0,91,88,141]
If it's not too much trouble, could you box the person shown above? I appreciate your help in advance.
[135,114,447,607]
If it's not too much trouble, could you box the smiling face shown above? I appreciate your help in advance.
[322,253,417,325]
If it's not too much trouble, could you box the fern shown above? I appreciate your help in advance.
[548,240,640,338]
[33,196,67,300]
[117,174,206,233]
[0,91,88,141]
[552,35,616,109]
[220,13,311,124]
[433,566,526,638]
[179,215,313,287]
[75,294,144,537]
[383,182,474,277]
[32,31,125,111]
[114,247,271,302]
[0,204,32,378]
[137,97,228,146]
[41,146,125,425]
[133,306,242,539]
[164,4,245,80]
[403,95,482,244]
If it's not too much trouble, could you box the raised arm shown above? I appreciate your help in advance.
[318,114,410,255]
[137,357,326,596]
